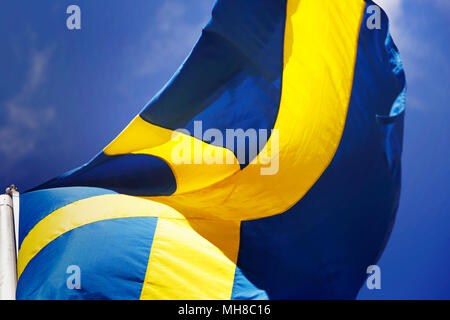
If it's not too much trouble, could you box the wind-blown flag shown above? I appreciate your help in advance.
[17,0,405,299]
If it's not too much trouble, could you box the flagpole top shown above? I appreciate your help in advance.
[5,185,18,195]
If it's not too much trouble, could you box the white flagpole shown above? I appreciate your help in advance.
[7,186,20,258]
[0,187,18,300]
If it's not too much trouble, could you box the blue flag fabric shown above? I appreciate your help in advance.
[17,0,405,300]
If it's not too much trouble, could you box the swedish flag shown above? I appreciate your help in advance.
[18,0,405,299]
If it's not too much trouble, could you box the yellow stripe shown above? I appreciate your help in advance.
[104,116,241,195]
[148,0,366,221]
[140,218,240,300]
[18,195,241,300]
[104,1,364,221]
[18,195,183,278]
[131,132,240,194]
[139,0,365,299]
[104,116,174,155]
[20,0,366,299]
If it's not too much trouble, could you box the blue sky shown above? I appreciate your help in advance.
[1,1,449,299]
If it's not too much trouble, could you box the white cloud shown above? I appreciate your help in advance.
[374,0,404,38]
[373,1,421,78]
[373,0,449,110]
[374,0,403,18]
[433,0,450,12]
[132,0,214,77]
[0,47,56,160]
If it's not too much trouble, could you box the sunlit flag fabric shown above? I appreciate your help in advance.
[17,0,406,300]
